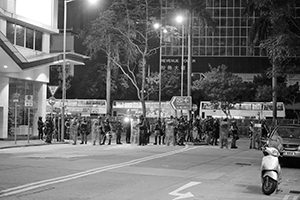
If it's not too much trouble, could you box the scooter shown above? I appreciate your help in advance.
[261,147,282,195]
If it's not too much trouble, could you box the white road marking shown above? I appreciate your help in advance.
[169,181,201,200]
[0,146,199,198]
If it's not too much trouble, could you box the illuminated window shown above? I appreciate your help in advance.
[26,27,34,49]
[6,22,43,51]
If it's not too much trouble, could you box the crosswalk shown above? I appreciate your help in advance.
[283,195,299,200]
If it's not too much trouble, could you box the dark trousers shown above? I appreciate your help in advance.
[125,127,131,143]
[139,130,146,145]
[38,129,43,140]
[116,131,122,144]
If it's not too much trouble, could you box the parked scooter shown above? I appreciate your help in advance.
[261,147,282,195]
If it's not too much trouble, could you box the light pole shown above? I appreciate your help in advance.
[187,11,192,121]
[154,23,167,119]
[62,0,97,141]
[175,15,185,98]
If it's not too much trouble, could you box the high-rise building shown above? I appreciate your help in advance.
[158,0,300,84]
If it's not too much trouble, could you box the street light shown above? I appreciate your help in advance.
[175,15,185,97]
[61,0,98,141]
[153,23,167,119]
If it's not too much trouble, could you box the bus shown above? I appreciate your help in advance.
[46,99,107,116]
[199,101,286,119]
[112,100,182,118]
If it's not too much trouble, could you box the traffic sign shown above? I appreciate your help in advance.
[48,96,56,106]
[12,93,20,102]
[192,104,198,111]
[48,85,59,96]
[170,96,192,110]
[25,95,33,107]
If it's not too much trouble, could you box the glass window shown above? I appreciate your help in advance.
[241,47,246,55]
[172,47,179,55]
[221,9,226,17]
[234,18,240,27]
[214,9,220,17]
[241,38,247,46]
[235,9,241,17]
[193,47,199,55]
[221,0,226,7]
[235,0,240,7]
[228,9,234,17]
[200,38,205,46]
[213,47,219,55]
[227,28,233,36]
[234,38,240,46]
[193,38,199,46]
[206,47,212,55]
[26,27,34,49]
[16,25,24,47]
[213,38,219,46]
[200,47,205,55]
[220,47,226,55]
[234,28,240,36]
[6,22,15,44]
[207,37,212,46]
[166,47,172,55]
[228,1,233,7]
[227,47,233,55]
[220,38,225,46]
[227,38,233,46]
[220,28,226,36]
[234,47,239,55]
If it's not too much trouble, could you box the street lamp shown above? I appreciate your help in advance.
[61,0,97,141]
[153,23,167,119]
[175,15,185,97]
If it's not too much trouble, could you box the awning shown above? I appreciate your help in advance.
[0,31,89,73]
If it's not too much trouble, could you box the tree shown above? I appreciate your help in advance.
[83,0,181,117]
[244,0,300,122]
[192,65,244,117]
[281,82,300,119]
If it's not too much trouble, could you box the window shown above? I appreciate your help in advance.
[35,30,42,51]
[6,21,43,51]
[16,25,25,47]
[26,27,34,49]
[6,22,15,44]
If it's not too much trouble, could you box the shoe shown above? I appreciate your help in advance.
[73,143,76,145]
[80,142,83,144]
[153,143,157,145]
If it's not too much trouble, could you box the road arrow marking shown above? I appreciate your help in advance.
[169,181,201,200]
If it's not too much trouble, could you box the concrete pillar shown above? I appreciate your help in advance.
[0,77,9,138]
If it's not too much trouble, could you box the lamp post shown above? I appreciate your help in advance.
[175,15,185,98]
[187,11,192,121]
[154,23,162,119]
[62,0,97,141]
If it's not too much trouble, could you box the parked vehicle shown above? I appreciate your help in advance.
[261,147,282,195]
[267,124,300,162]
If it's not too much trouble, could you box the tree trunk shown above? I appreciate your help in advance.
[106,51,111,116]
[272,63,277,125]
[141,56,146,117]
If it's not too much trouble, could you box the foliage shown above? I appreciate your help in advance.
[192,65,244,117]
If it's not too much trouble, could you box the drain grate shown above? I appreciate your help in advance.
[235,162,251,166]
[290,190,300,194]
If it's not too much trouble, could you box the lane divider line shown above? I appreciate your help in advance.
[0,146,198,198]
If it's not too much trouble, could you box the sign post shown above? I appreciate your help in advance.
[13,93,20,144]
[25,95,33,143]
[170,96,192,111]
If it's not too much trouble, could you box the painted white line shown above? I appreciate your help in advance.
[283,195,290,200]
[169,181,201,200]
[0,146,199,198]
[292,196,299,200]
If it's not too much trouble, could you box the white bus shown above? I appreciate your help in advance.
[199,101,286,119]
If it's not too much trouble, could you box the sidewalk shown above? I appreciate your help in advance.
[0,139,69,149]
[0,137,251,150]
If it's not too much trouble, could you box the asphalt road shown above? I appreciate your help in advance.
[0,139,299,200]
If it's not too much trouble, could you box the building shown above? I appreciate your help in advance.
[0,0,87,139]
[157,0,300,85]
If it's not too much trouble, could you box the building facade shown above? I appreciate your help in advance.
[159,0,300,84]
[0,0,86,139]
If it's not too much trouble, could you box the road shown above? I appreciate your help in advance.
[0,139,299,200]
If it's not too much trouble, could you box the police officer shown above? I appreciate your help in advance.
[45,116,54,144]
[101,117,112,145]
[115,118,123,144]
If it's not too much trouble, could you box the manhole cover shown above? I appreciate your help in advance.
[235,163,251,166]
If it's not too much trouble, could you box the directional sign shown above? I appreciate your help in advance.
[48,96,56,106]
[25,95,33,107]
[48,85,59,96]
[170,96,192,110]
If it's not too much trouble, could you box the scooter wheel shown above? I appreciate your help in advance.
[262,176,277,195]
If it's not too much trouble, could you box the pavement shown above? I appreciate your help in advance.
[0,136,251,150]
